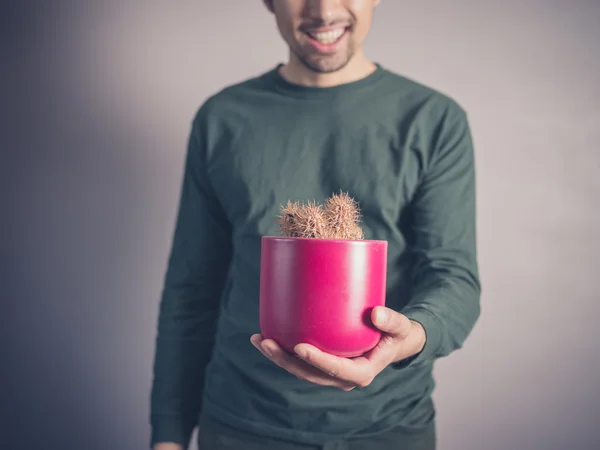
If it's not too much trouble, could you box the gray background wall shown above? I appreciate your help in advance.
[4,1,600,449]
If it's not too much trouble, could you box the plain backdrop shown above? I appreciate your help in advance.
[4,1,600,449]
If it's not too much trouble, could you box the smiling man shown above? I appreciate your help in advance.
[149,1,481,450]
[270,0,377,81]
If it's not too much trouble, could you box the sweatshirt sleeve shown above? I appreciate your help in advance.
[395,102,481,369]
[149,107,232,447]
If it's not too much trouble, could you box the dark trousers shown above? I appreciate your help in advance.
[197,413,436,450]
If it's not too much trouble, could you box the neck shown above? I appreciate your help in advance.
[279,51,377,88]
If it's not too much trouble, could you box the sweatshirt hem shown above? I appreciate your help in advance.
[200,396,434,446]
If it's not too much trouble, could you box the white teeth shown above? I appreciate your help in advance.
[308,29,345,44]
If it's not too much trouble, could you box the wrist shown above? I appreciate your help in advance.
[410,320,426,354]
[153,444,184,450]
[392,320,426,365]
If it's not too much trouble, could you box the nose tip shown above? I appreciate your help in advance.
[305,0,342,22]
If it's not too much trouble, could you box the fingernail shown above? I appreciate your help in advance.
[261,343,273,358]
[376,308,388,324]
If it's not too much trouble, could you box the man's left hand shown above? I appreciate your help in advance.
[250,306,426,391]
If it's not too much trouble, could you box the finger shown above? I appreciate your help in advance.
[250,334,270,358]
[363,334,410,370]
[250,334,263,346]
[293,343,375,387]
[363,319,424,369]
[371,307,412,339]
[259,339,354,389]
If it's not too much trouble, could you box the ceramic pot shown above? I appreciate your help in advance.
[259,236,388,358]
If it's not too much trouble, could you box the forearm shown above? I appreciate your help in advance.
[401,264,481,365]
[150,227,230,447]
[150,288,220,447]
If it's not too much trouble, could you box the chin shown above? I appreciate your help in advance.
[299,53,354,74]
[306,60,352,74]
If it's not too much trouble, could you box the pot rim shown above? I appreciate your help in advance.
[261,236,387,244]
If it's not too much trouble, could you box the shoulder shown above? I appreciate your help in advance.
[378,68,474,168]
[191,70,272,127]
[379,66,468,123]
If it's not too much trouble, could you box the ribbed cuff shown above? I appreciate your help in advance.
[391,307,442,369]
[150,414,197,449]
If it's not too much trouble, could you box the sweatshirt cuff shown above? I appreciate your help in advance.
[391,307,442,369]
[150,414,196,449]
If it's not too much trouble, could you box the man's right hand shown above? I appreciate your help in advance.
[153,444,183,450]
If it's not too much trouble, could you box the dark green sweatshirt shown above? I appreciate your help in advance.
[149,64,481,448]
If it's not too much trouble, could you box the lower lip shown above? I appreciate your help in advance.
[304,28,349,54]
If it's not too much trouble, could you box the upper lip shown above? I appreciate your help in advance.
[301,24,350,34]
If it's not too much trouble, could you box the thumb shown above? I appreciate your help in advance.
[371,306,412,339]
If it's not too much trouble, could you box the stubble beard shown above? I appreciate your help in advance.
[291,44,355,74]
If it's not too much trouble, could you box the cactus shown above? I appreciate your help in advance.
[277,200,328,238]
[277,192,364,240]
[324,191,364,240]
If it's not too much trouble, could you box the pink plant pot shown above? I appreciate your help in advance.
[259,236,388,358]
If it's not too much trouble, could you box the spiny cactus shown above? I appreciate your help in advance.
[324,191,364,240]
[277,192,364,240]
[277,200,328,238]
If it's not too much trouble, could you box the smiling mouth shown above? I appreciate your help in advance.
[304,27,348,45]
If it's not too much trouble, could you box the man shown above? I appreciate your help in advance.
[150,1,481,449]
